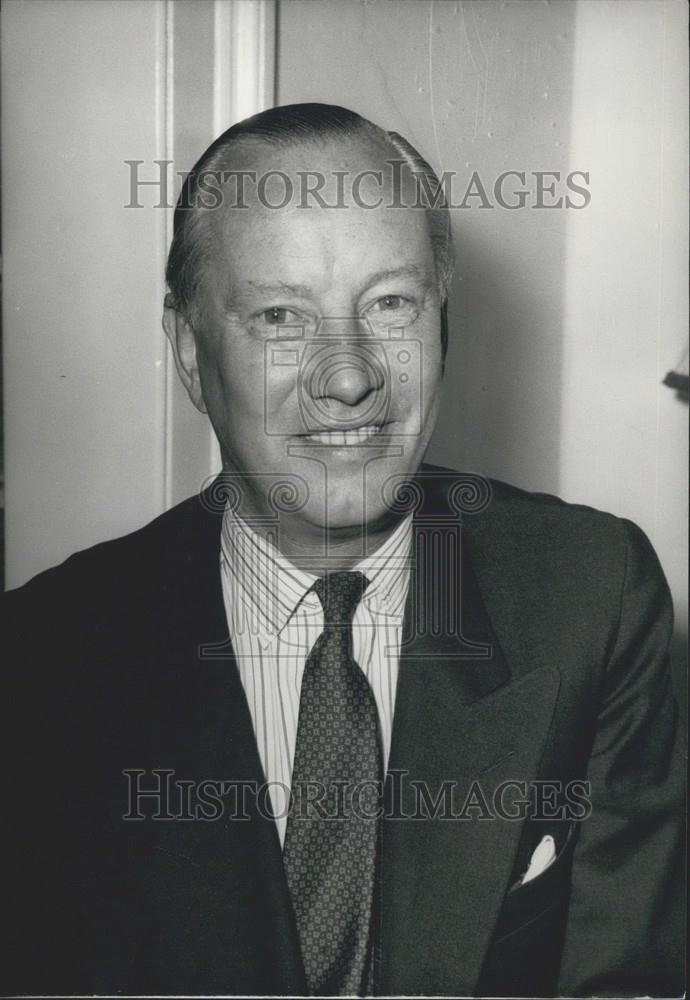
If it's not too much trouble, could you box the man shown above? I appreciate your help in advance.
[2,104,684,997]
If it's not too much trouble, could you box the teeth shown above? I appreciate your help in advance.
[305,426,382,445]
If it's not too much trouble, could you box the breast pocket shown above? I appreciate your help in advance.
[491,820,579,943]
[475,823,579,997]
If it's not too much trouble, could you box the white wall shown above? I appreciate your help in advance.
[3,0,687,687]
[3,0,169,585]
[2,0,274,586]
[561,0,688,667]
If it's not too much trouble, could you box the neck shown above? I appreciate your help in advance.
[267,517,405,576]
[217,461,412,575]
[227,498,405,576]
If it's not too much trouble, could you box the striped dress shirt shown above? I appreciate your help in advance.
[219,506,413,844]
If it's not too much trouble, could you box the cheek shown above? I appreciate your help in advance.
[264,361,300,415]
[415,319,444,402]
[199,335,267,419]
[422,343,444,401]
[413,322,444,441]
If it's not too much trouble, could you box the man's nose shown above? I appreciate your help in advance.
[316,353,381,407]
[306,319,385,411]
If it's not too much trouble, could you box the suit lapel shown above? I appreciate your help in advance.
[377,492,560,995]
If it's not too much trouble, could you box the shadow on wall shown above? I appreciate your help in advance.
[418,1,578,496]
[430,214,566,494]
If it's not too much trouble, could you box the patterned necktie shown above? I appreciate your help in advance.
[283,571,383,996]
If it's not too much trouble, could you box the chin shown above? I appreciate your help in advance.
[318,487,393,534]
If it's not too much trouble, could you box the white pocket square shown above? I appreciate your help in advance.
[521,834,557,885]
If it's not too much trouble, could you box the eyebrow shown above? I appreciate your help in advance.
[362,266,433,288]
[246,266,433,300]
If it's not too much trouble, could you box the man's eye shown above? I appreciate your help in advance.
[370,295,407,312]
[262,307,298,325]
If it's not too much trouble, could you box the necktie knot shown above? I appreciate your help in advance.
[312,571,369,627]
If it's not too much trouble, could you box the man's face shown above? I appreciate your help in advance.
[187,138,444,544]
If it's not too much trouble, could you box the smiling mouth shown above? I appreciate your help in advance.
[301,424,386,445]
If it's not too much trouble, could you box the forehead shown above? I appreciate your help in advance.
[205,136,436,292]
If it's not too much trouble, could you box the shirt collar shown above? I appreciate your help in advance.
[220,507,317,642]
[221,505,413,642]
[353,513,413,618]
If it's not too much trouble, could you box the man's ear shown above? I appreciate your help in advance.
[162,293,207,413]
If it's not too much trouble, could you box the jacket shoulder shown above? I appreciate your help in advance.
[2,490,219,617]
[422,461,645,554]
[421,463,668,622]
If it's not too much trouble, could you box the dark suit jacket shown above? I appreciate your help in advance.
[1,465,684,996]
